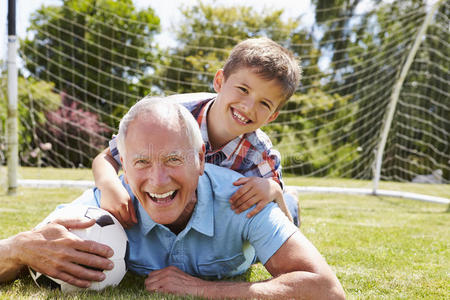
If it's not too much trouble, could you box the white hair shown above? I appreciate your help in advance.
[116,96,204,160]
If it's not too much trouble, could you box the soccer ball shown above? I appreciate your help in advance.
[29,205,128,292]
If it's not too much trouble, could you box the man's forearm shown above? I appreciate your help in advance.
[191,271,344,299]
[0,234,26,283]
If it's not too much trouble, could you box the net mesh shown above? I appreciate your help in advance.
[1,0,448,197]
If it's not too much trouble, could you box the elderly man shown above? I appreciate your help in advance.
[0,99,345,299]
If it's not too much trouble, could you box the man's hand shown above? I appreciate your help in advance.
[14,218,114,288]
[100,184,137,228]
[145,266,208,297]
[230,177,281,218]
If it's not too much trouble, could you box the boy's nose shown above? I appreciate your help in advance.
[242,96,256,112]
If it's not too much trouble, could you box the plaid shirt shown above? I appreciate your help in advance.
[109,94,283,187]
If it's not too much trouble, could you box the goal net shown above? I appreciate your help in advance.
[1,0,448,201]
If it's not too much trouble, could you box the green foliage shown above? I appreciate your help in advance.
[21,0,160,130]
[265,89,359,177]
[151,2,303,94]
[0,75,60,165]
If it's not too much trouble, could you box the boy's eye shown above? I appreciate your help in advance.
[261,101,271,109]
[238,86,248,93]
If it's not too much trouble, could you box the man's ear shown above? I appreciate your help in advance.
[213,69,224,93]
[120,156,129,184]
[198,144,206,176]
[265,111,279,125]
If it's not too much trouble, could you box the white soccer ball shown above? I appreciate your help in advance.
[29,205,128,292]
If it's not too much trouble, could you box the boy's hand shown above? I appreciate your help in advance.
[100,184,137,228]
[230,177,281,218]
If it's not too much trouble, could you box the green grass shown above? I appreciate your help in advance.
[0,168,449,299]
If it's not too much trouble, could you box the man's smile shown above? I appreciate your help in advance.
[146,190,178,205]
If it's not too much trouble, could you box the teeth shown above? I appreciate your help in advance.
[149,190,175,198]
[233,110,249,123]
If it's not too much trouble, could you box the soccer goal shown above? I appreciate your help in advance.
[2,0,448,203]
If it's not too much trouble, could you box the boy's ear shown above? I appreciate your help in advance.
[213,69,224,93]
[265,111,279,124]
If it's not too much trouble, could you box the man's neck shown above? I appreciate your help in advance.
[166,193,197,235]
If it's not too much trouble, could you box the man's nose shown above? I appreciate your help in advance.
[148,164,170,187]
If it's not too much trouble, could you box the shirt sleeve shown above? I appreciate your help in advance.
[258,148,284,189]
[109,135,122,167]
[242,202,298,265]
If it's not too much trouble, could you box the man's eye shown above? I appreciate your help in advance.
[135,159,148,166]
[167,156,183,165]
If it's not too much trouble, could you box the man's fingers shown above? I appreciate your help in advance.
[69,245,114,273]
[59,259,107,283]
[52,270,92,289]
[52,218,96,229]
[75,239,114,259]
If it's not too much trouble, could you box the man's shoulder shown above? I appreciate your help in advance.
[204,163,243,181]
[202,164,242,196]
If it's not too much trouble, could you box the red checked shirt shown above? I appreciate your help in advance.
[109,94,284,187]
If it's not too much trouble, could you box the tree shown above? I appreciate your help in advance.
[0,71,60,166]
[149,2,306,94]
[21,0,161,130]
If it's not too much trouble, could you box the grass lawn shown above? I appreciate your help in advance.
[0,168,449,299]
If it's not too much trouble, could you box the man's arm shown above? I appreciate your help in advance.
[0,219,114,288]
[145,232,345,299]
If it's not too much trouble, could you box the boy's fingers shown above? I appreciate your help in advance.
[128,199,138,224]
[234,194,258,212]
[233,177,250,186]
[246,203,265,218]
[230,185,252,203]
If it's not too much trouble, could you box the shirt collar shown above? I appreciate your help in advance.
[133,172,215,237]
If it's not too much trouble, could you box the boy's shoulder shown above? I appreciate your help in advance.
[166,92,217,106]
[243,128,274,153]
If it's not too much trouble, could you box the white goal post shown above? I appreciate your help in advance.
[2,0,448,203]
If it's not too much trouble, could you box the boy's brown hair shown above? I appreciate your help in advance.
[222,37,302,108]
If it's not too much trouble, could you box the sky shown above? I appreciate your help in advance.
[0,0,313,62]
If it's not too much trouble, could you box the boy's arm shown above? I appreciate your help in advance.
[92,147,137,228]
[230,177,293,222]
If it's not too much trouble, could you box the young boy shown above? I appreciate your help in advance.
[92,37,302,228]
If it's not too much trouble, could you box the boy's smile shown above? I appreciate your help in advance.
[208,67,283,148]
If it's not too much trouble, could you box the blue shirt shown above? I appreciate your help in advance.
[53,164,297,279]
